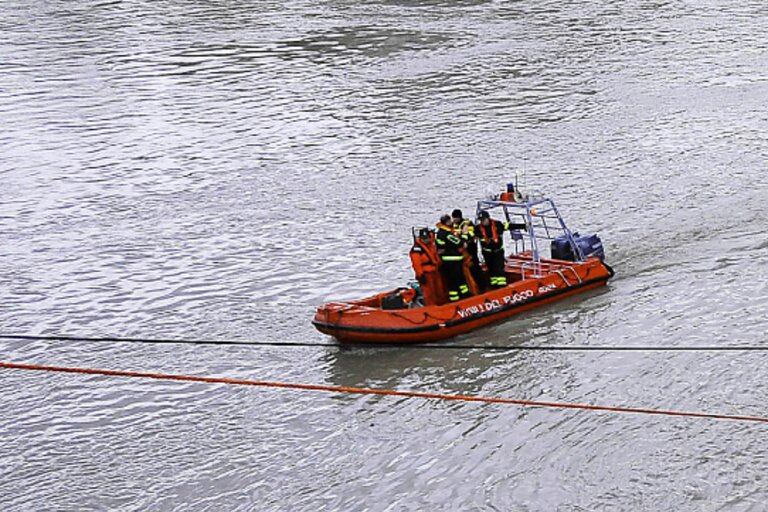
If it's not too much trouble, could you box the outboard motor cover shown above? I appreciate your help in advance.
[576,233,605,261]
[551,232,605,261]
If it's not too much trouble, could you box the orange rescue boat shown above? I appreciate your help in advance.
[313,190,614,344]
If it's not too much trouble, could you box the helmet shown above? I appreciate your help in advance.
[478,210,490,219]
[451,209,463,219]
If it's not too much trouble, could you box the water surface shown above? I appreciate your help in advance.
[2,0,767,510]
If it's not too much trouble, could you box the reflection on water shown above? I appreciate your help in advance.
[324,345,557,393]
[2,0,768,509]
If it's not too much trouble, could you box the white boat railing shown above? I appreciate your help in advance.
[504,257,582,283]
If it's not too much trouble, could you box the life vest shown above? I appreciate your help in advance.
[454,219,479,259]
[478,220,504,252]
[454,219,475,239]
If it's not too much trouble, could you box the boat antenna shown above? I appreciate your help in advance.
[515,169,525,202]
[522,154,526,190]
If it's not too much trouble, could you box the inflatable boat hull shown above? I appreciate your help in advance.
[313,256,613,344]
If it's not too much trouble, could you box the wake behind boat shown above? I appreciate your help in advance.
[313,185,614,343]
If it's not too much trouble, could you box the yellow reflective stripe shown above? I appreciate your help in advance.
[441,255,464,261]
[436,239,446,245]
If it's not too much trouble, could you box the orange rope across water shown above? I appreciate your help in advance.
[2,361,767,424]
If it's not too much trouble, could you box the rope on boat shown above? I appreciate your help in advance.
[1,361,766,424]
[1,333,768,351]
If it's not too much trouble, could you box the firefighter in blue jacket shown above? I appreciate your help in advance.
[436,214,470,302]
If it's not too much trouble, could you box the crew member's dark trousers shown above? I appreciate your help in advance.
[484,249,508,288]
[442,260,469,301]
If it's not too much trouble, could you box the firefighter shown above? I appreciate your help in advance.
[436,214,470,302]
[476,210,526,288]
[452,209,477,260]
[452,208,483,290]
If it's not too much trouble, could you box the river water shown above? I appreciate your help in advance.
[2,1,768,510]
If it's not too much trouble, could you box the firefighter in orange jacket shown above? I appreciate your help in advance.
[436,214,470,302]
[476,211,526,288]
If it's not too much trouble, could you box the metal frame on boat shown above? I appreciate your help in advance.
[477,196,585,276]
